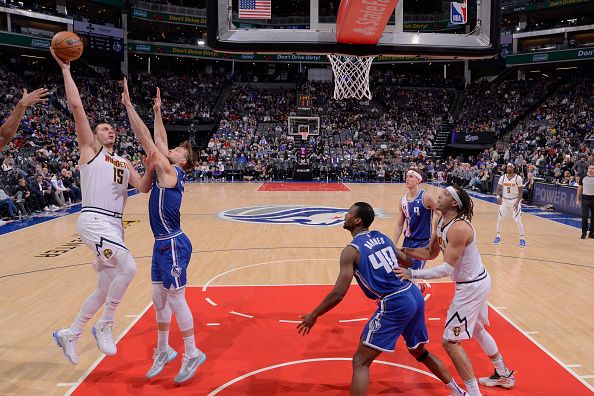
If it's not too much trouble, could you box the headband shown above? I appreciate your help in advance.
[446,186,463,209]
[407,170,423,182]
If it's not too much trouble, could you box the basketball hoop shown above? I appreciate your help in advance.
[298,131,310,141]
[328,54,375,100]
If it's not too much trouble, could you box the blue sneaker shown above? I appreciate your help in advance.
[493,236,501,245]
[520,239,526,248]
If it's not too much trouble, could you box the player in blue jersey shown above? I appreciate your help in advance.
[395,168,438,269]
[394,169,438,291]
[298,202,468,396]
[122,81,205,383]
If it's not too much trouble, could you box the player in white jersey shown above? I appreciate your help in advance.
[51,48,154,365]
[493,163,526,248]
[395,185,515,395]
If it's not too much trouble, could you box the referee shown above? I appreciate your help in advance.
[576,165,594,239]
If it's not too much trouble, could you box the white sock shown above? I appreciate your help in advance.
[464,378,481,396]
[157,330,169,352]
[446,380,466,395]
[491,355,510,376]
[183,335,199,358]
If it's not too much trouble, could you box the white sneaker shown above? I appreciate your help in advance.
[174,351,206,383]
[92,320,117,355]
[479,370,515,389]
[146,346,178,379]
[0,220,6,226]
[53,328,81,364]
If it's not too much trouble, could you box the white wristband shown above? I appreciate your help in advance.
[411,262,454,280]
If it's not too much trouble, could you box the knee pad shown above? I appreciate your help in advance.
[168,288,194,331]
[415,349,429,363]
[152,284,168,311]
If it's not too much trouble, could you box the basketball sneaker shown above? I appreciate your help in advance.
[53,328,81,365]
[493,236,501,245]
[174,350,206,383]
[479,370,515,389]
[519,239,526,248]
[92,320,117,355]
[146,346,178,379]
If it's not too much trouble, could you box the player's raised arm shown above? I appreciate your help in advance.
[0,88,49,150]
[50,48,95,159]
[393,203,405,245]
[121,79,176,187]
[152,88,169,156]
[297,245,356,336]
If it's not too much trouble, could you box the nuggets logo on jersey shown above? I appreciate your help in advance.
[219,206,388,227]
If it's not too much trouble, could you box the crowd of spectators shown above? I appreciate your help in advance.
[454,78,554,138]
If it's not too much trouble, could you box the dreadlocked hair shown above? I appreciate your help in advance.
[451,184,474,222]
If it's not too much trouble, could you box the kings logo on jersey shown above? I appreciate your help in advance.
[219,205,388,227]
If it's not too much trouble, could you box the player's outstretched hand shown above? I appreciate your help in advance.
[297,313,317,336]
[18,88,49,108]
[153,87,161,113]
[50,48,70,70]
[121,78,132,107]
[394,267,413,280]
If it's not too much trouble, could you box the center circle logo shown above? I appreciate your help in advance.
[218,206,387,227]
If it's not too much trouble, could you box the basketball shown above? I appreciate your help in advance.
[51,31,83,62]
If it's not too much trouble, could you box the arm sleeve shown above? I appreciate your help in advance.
[411,262,454,280]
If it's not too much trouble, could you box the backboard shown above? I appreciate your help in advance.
[207,0,500,59]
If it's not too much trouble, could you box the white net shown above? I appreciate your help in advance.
[327,54,376,100]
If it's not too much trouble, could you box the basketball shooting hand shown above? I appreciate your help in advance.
[394,267,413,280]
[121,78,132,107]
[18,88,49,108]
[50,48,70,70]
[297,313,317,336]
[153,87,161,112]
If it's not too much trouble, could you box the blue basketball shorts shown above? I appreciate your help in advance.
[403,237,429,270]
[151,232,192,290]
[361,283,429,352]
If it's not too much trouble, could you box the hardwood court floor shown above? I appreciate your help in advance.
[0,183,592,395]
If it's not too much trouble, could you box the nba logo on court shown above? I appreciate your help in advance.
[450,1,467,24]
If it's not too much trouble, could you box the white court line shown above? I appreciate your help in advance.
[279,320,301,324]
[492,306,507,309]
[489,305,594,392]
[207,358,438,395]
[207,323,221,326]
[567,364,582,368]
[125,314,138,318]
[525,331,539,335]
[424,293,431,301]
[338,318,368,323]
[229,311,254,319]
[56,383,75,387]
[428,318,441,321]
[205,297,218,306]
[64,302,153,395]
[201,259,336,292]
[581,375,594,379]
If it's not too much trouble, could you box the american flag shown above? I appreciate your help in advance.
[239,0,271,19]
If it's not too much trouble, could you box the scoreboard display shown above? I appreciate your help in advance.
[74,21,124,59]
